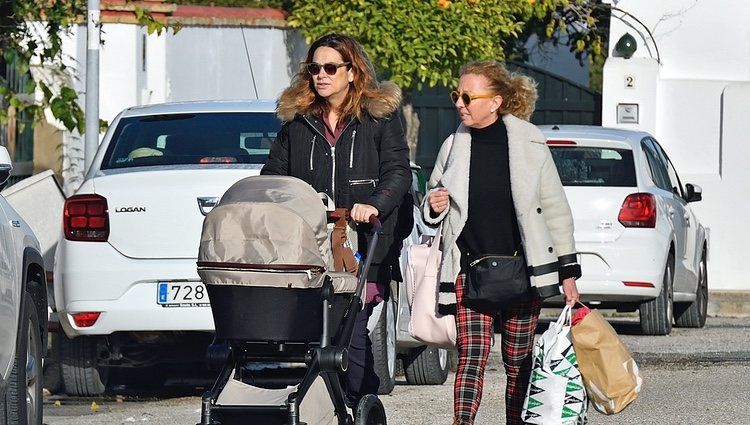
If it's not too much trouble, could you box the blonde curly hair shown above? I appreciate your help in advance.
[458,61,538,121]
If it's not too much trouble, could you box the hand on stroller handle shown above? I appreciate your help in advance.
[350,202,379,225]
[367,214,382,232]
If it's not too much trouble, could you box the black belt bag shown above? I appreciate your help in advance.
[464,252,530,314]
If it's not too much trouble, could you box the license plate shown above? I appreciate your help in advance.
[157,282,210,307]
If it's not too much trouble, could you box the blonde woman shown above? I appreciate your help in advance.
[423,61,581,425]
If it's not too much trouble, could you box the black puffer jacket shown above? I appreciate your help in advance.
[261,84,411,284]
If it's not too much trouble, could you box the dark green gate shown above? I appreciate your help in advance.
[409,61,601,172]
[0,56,35,185]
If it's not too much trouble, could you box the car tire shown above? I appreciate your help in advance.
[402,345,449,385]
[370,297,396,395]
[60,334,108,396]
[674,248,708,328]
[3,295,44,425]
[640,252,674,335]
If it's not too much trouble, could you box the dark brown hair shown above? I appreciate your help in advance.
[278,33,386,121]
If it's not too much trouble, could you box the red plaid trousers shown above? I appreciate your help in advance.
[453,273,541,425]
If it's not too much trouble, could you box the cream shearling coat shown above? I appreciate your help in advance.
[423,114,578,301]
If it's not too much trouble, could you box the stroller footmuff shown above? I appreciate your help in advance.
[196,175,386,425]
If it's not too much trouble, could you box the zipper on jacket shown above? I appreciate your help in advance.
[349,179,378,187]
[349,130,357,168]
[302,115,356,202]
[331,145,336,198]
[309,135,316,171]
[469,253,519,268]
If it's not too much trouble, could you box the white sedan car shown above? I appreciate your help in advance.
[540,125,708,335]
[53,100,438,396]
[0,147,48,424]
[54,100,282,395]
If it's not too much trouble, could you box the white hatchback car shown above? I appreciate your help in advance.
[0,147,48,424]
[540,125,708,335]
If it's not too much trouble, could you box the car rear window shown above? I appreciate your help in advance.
[549,146,636,187]
[100,112,281,169]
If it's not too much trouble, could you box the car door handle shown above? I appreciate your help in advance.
[197,196,220,216]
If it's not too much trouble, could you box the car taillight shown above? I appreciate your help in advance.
[618,193,656,228]
[64,194,110,241]
[72,312,101,327]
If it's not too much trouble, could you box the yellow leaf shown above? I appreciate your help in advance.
[90,401,100,411]
[54,400,62,407]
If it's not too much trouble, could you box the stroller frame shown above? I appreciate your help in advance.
[197,184,385,425]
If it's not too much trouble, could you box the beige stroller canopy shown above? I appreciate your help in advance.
[199,175,331,269]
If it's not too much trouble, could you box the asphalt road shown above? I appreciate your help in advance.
[43,316,750,425]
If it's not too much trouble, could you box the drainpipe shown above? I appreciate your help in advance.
[84,0,100,174]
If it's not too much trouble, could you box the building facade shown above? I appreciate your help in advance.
[51,2,306,194]
[601,0,750,291]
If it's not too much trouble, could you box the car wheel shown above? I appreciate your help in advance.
[60,334,108,396]
[402,345,449,385]
[3,296,44,425]
[640,252,674,335]
[370,297,396,395]
[354,394,386,425]
[674,248,708,328]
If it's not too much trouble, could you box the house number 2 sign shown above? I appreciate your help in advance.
[624,75,635,89]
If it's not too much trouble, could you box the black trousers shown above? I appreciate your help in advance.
[343,302,379,407]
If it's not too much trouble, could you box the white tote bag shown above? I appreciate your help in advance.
[405,224,456,349]
[522,305,587,425]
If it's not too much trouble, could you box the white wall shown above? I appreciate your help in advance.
[57,23,305,194]
[163,27,299,102]
[64,24,303,124]
[602,0,750,290]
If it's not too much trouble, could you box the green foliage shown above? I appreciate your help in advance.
[134,6,182,36]
[1,1,86,132]
[289,0,607,91]
[1,1,178,134]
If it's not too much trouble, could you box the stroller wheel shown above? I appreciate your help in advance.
[354,394,386,425]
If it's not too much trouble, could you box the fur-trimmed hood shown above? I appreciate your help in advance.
[276,81,402,122]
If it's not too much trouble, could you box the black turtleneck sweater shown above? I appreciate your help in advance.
[457,118,522,269]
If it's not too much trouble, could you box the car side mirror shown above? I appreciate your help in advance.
[0,147,13,191]
[685,183,702,203]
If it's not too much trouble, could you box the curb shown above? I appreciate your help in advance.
[545,291,750,319]
[633,351,750,365]
[707,290,750,318]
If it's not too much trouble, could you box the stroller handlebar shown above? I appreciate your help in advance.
[368,214,382,233]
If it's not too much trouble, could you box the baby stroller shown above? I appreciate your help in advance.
[196,175,387,425]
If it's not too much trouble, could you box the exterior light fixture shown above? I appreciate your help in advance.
[614,33,638,59]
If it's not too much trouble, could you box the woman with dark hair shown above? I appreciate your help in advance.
[423,61,581,425]
[261,33,411,407]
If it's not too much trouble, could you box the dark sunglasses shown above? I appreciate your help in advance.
[305,62,351,76]
[449,90,495,106]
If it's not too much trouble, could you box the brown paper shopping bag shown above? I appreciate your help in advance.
[570,308,642,415]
